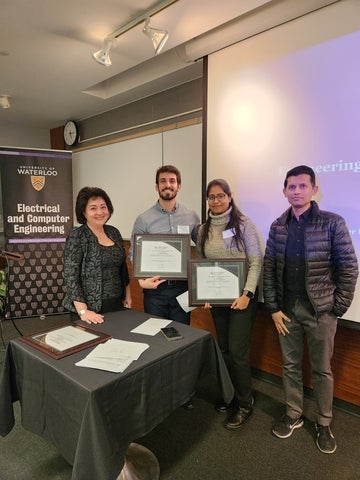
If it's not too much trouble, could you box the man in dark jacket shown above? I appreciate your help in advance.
[263,165,358,454]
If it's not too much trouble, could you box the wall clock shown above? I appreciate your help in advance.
[63,120,79,146]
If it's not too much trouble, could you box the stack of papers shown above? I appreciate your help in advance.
[130,317,172,335]
[75,338,149,373]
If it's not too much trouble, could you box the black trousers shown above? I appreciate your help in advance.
[211,297,258,408]
[143,281,190,325]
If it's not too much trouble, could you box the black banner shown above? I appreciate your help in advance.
[0,147,73,318]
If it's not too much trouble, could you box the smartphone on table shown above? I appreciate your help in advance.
[160,326,183,341]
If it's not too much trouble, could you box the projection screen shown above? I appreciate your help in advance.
[207,0,360,323]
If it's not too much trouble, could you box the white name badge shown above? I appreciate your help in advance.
[222,228,235,239]
[177,225,190,234]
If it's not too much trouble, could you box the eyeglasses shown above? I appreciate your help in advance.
[207,193,227,202]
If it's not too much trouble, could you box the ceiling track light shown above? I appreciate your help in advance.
[142,17,168,54]
[93,37,115,67]
[0,95,11,109]
[92,0,177,66]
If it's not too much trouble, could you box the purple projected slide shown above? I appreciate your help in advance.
[241,30,360,239]
[211,28,360,322]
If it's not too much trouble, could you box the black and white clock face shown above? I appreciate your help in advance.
[64,121,78,146]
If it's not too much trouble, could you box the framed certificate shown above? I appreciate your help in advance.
[19,325,111,359]
[133,233,191,279]
[188,258,248,306]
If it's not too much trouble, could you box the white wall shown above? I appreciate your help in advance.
[72,123,202,239]
[0,124,50,149]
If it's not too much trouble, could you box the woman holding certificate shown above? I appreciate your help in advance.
[63,186,132,324]
[196,179,262,430]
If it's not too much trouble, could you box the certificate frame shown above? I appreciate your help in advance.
[188,258,248,306]
[133,233,191,279]
[19,324,111,359]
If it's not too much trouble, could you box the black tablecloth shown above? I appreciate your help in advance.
[0,309,233,480]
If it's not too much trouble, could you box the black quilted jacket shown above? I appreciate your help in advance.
[62,224,129,313]
[263,201,358,317]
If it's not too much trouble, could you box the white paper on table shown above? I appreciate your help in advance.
[75,338,150,373]
[75,356,134,373]
[130,318,172,336]
[176,290,196,313]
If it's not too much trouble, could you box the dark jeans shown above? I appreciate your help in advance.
[143,281,190,325]
[280,296,338,425]
[211,297,258,408]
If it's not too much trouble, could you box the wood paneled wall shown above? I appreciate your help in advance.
[125,240,360,407]
[50,126,65,150]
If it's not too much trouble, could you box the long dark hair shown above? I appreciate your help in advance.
[199,179,245,257]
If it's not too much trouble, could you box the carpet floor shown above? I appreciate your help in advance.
[1,316,359,480]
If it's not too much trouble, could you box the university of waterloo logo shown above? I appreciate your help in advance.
[31,176,45,191]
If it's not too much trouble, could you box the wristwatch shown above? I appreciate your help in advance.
[244,290,254,299]
[78,309,87,316]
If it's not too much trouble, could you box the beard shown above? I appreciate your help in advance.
[159,188,177,201]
